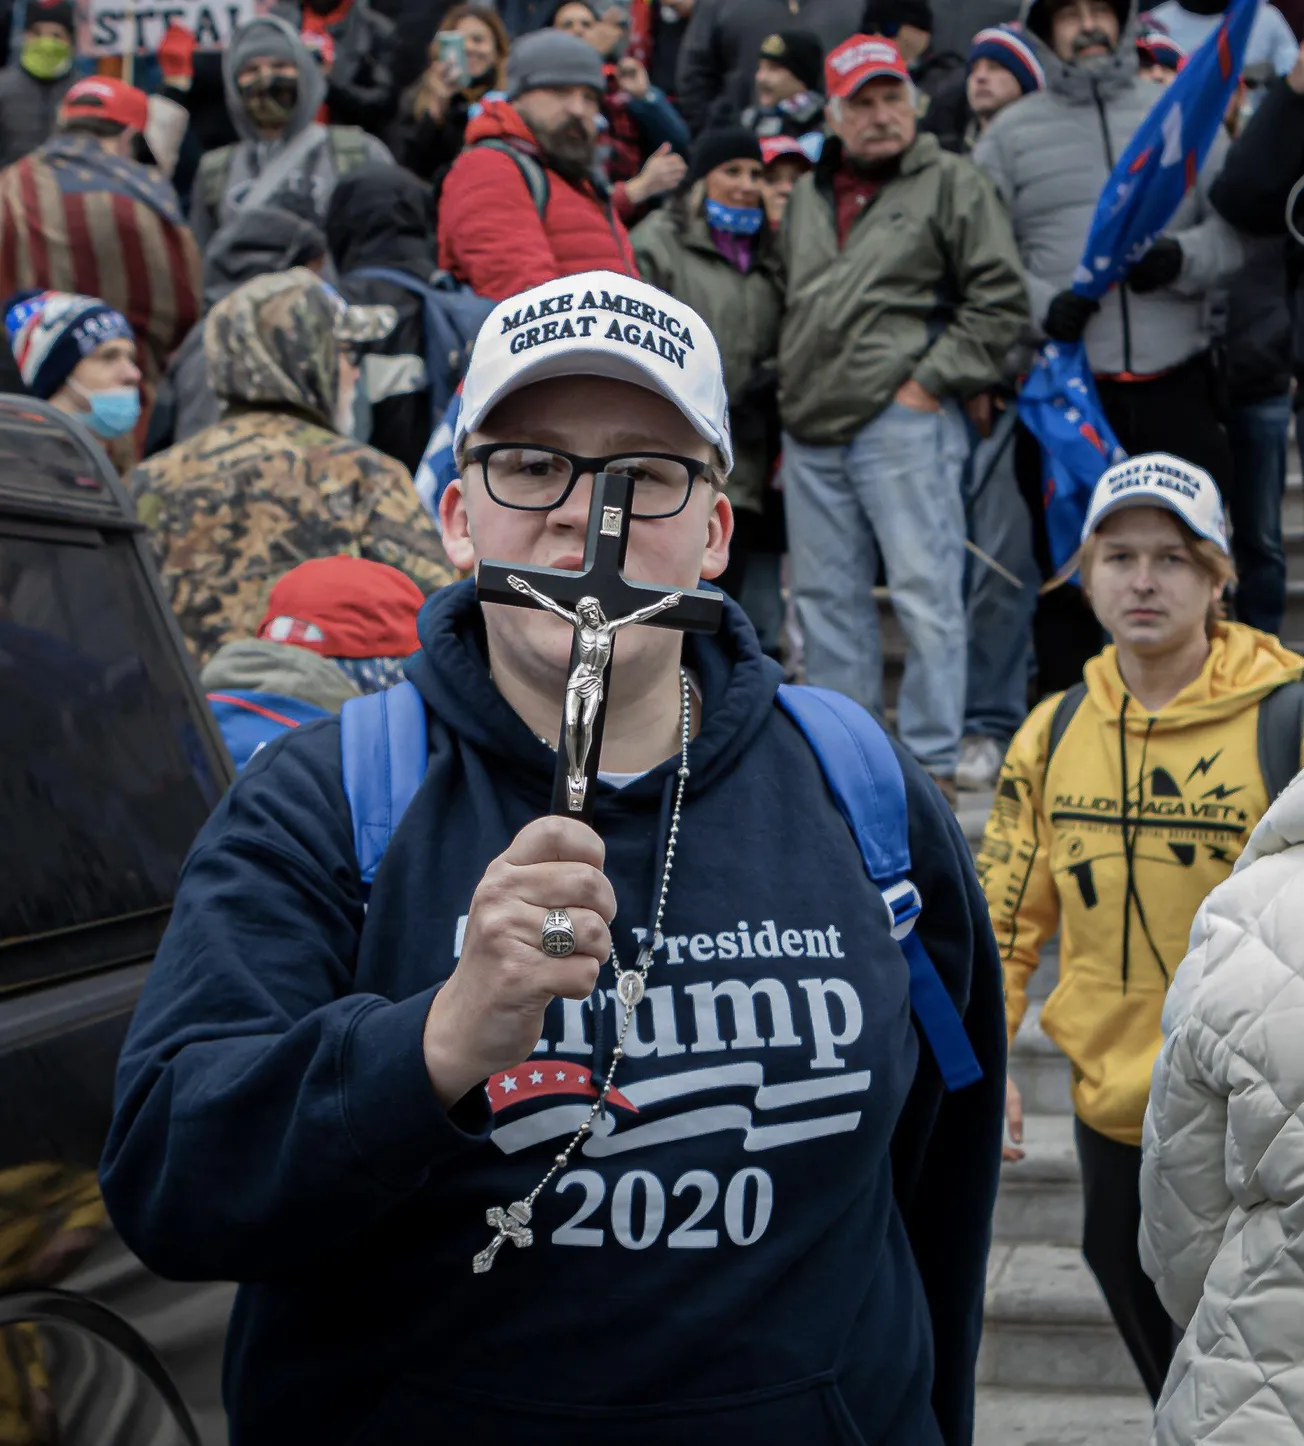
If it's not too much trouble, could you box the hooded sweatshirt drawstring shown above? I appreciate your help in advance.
[1116,695,1170,990]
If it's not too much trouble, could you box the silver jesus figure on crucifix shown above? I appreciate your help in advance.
[507,575,683,811]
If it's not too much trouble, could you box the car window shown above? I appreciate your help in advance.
[0,530,225,982]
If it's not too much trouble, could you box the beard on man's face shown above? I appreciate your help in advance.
[531,115,596,177]
[1071,27,1115,57]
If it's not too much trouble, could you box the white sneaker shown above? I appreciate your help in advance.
[955,735,1004,791]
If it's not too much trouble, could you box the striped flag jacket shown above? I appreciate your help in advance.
[0,133,201,420]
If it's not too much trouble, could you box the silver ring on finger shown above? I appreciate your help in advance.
[541,908,577,957]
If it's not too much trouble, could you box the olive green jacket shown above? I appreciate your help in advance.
[631,202,782,515]
[776,133,1030,446]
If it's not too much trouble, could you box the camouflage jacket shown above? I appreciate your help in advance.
[128,409,454,664]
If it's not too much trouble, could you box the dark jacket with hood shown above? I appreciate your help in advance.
[1208,76,1304,400]
[0,59,74,169]
[190,14,392,251]
[329,163,440,474]
[1211,75,1304,236]
[145,204,329,455]
[914,49,969,154]
[100,580,1006,1446]
[273,0,400,137]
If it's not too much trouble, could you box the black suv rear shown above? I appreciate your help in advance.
[0,398,234,1445]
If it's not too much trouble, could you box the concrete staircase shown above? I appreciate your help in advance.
[956,777,1156,1438]
[975,941,1153,1442]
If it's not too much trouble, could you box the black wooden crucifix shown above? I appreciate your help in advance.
[476,472,722,823]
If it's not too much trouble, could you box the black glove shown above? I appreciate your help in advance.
[1043,290,1100,343]
[1125,237,1183,293]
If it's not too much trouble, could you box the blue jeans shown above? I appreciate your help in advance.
[1227,393,1290,636]
[964,405,1039,744]
[783,401,968,774]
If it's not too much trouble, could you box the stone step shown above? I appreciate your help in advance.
[956,787,994,850]
[975,1386,1152,1445]
[993,1112,1082,1246]
[979,1243,1144,1393]
[1285,524,1304,585]
[1282,580,1304,639]
[1286,483,1304,534]
[1009,1000,1073,1116]
[1026,939,1060,1002]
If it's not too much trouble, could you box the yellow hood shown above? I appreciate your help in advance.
[980,623,1304,1145]
[1084,624,1303,731]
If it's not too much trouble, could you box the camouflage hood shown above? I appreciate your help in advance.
[203,267,394,427]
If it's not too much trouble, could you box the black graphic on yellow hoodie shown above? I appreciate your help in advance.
[978,623,1304,1145]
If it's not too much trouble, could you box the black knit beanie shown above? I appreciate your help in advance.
[687,126,764,186]
[757,29,825,93]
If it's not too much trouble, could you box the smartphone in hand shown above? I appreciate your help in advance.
[438,31,469,88]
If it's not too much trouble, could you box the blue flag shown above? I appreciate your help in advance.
[1017,0,1257,569]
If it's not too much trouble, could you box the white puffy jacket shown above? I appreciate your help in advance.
[1140,770,1304,1445]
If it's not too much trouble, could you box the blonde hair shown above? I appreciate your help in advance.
[1077,514,1237,636]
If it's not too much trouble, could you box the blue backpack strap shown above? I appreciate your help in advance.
[339,680,430,888]
[776,684,982,1092]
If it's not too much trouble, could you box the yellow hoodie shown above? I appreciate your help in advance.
[978,624,1304,1145]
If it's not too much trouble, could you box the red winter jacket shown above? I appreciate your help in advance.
[436,100,638,302]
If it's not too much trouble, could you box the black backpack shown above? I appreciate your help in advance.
[1045,677,1304,803]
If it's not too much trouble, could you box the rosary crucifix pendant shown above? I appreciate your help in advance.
[471,1199,533,1274]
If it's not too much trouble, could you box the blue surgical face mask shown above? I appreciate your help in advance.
[70,381,141,439]
[704,197,765,235]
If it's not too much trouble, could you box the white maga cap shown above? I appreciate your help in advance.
[455,270,733,474]
[1081,452,1229,555]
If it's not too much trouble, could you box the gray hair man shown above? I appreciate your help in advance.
[777,34,1029,800]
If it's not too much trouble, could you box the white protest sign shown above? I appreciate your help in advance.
[82,0,268,56]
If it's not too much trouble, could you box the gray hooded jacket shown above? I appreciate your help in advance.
[973,0,1244,377]
[189,15,390,250]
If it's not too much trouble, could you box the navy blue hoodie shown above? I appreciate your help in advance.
[100,582,1005,1446]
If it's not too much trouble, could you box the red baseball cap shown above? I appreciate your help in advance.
[824,34,911,99]
[59,77,149,133]
[257,556,426,659]
[760,136,814,167]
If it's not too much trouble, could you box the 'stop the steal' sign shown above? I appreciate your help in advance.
[82,0,266,56]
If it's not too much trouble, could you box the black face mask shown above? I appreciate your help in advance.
[1178,0,1224,13]
[304,0,338,14]
[238,72,299,128]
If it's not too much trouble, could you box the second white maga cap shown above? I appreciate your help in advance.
[1082,452,1229,555]
[455,270,733,475]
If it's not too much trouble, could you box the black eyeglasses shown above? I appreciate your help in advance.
[466,444,711,520]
